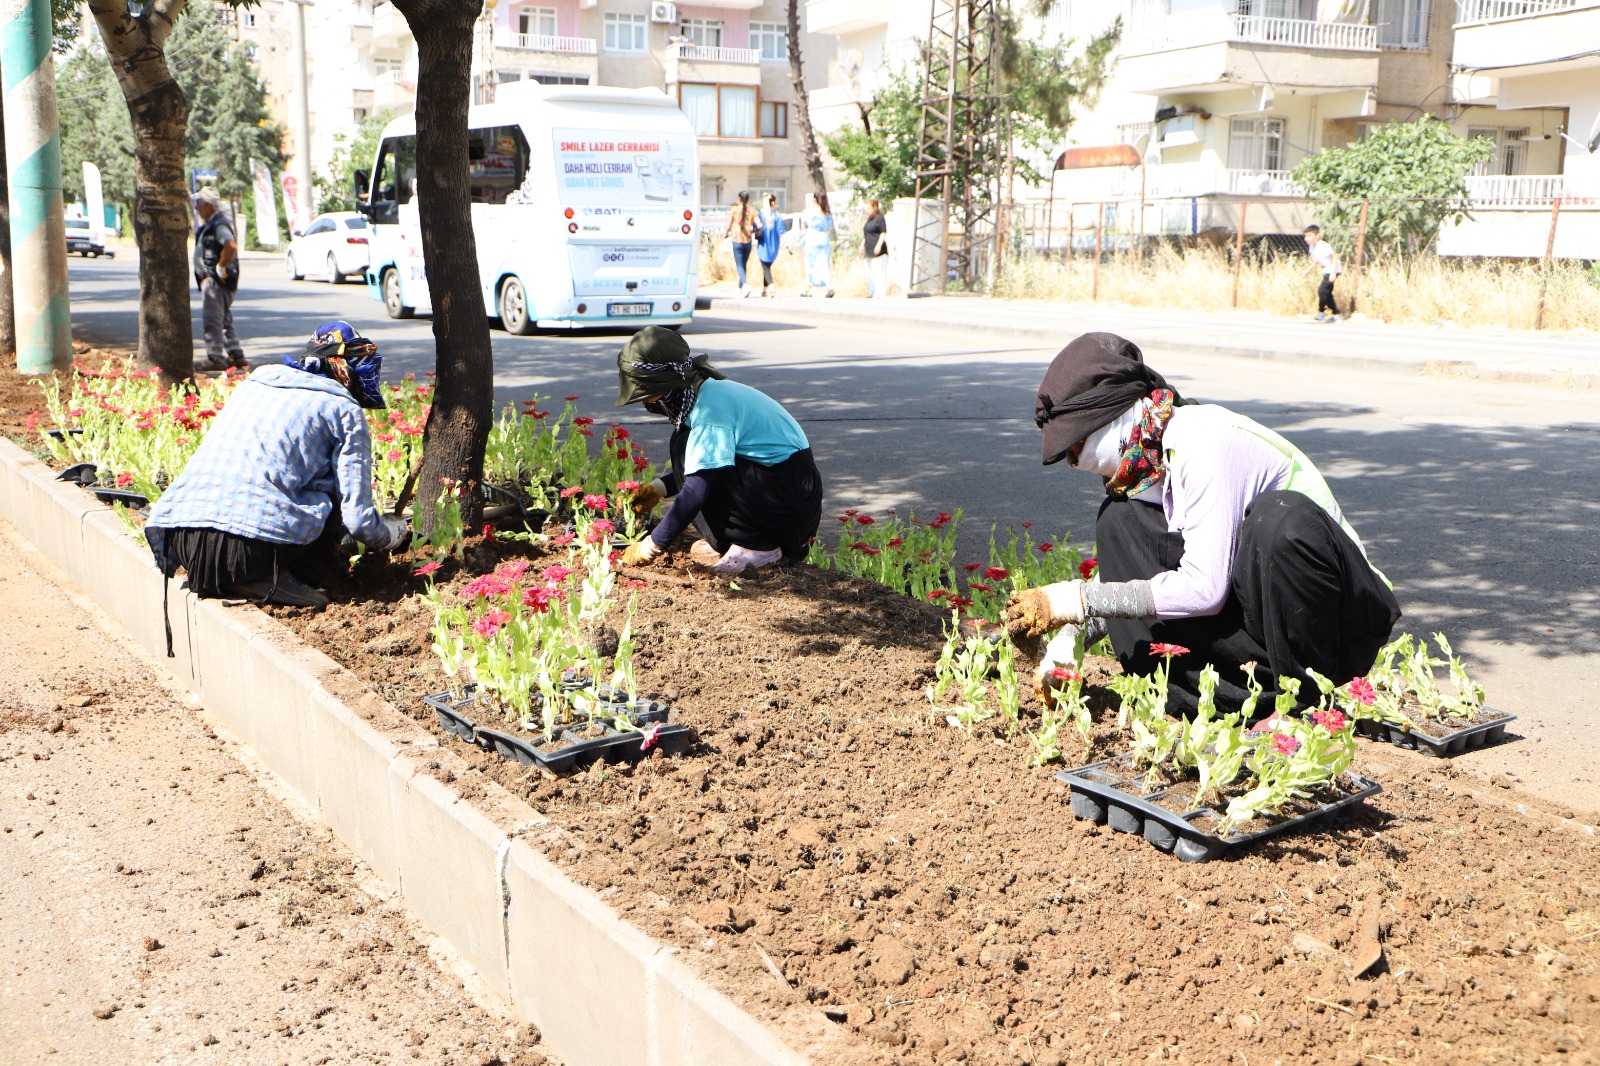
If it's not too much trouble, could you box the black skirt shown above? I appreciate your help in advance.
[669,431,824,561]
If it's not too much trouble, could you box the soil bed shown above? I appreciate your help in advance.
[264,538,1600,1066]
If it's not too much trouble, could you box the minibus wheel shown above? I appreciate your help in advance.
[500,277,535,335]
[382,268,414,319]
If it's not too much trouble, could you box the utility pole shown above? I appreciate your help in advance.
[0,0,70,372]
[288,0,314,231]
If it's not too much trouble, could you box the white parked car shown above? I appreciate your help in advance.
[285,211,370,284]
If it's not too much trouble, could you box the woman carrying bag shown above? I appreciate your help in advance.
[755,194,785,297]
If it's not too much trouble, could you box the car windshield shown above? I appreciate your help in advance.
[66,219,89,231]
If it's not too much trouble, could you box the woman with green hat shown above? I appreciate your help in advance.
[616,326,824,575]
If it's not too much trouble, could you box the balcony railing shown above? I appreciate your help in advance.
[499,32,597,54]
[1231,14,1378,51]
[667,43,760,64]
[1224,168,1301,196]
[1454,0,1579,24]
[1465,174,1566,205]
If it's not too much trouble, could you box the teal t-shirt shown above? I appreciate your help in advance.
[682,378,809,474]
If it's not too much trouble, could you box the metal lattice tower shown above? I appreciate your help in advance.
[910,0,1007,293]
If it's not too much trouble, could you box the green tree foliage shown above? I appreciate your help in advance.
[57,48,137,204]
[1290,117,1495,256]
[317,110,393,214]
[822,15,1118,203]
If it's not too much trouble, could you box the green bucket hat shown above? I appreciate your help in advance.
[615,326,725,406]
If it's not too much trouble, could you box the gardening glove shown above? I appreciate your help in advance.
[372,515,412,552]
[620,537,662,567]
[1003,580,1087,640]
[630,478,666,515]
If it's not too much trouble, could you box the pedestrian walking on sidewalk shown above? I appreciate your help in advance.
[800,191,835,298]
[193,187,246,370]
[1304,224,1342,322]
[755,194,785,297]
[863,199,890,299]
[1006,332,1400,720]
[723,192,756,296]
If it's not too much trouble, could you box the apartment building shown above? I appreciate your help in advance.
[313,0,837,212]
[1440,0,1600,257]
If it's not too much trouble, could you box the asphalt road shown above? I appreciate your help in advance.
[63,253,1600,812]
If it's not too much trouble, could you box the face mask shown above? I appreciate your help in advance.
[1073,400,1146,478]
[644,398,668,418]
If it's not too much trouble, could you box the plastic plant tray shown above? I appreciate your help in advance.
[1355,706,1515,758]
[1056,756,1382,864]
[422,688,690,774]
[57,462,98,485]
[89,487,150,509]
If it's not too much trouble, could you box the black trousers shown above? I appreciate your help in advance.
[149,518,342,597]
[668,436,823,561]
[1096,491,1400,718]
[1317,276,1339,314]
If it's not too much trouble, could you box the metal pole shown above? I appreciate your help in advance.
[1534,199,1562,331]
[1138,163,1146,255]
[1045,177,1055,257]
[288,0,314,232]
[1231,202,1247,309]
[1349,199,1369,316]
[1,0,71,373]
[1092,203,1103,301]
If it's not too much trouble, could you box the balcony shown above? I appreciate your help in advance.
[1135,167,1303,199]
[371,2,410,47]
[663,43,762,87]
[1117,14,1379,96]
[1452,0,1600,75]
[497,32,596,55]
[807,0,890,35]
[1455,0,1580,22]
[374,69,416,112]
[1465,174,1570,206]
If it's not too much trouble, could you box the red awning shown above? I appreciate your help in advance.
[1053,145,1143,171]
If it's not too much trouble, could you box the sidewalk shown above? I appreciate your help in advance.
[698,286,1599,389]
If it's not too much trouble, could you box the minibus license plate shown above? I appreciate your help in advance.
[607,302,651,318]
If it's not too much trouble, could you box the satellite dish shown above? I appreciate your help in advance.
[1587,108,1600,153]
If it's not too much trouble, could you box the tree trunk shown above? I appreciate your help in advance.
[0,92,16,359]
[91,0,194,383]
[391,0,493,530]
[786,0,827,196]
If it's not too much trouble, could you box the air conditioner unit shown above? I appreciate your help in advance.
[650,2,677,23]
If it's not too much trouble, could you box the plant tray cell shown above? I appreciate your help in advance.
[1056,756,1381,864]
[1354,706,1515,758]
[421,688,690,774]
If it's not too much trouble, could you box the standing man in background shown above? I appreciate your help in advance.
[1304,224,1342,323]
[194,186,246,370]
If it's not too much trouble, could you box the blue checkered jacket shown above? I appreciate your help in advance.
[146,364,388,547]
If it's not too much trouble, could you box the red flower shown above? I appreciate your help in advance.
[482,523,495,538]
[1311,708,1348,733]
[1344,677,1377,706]
[521,409,548,420]
[632,456,650,473]
[413,561,442,577]
[949,595,973,612]
[386,449,403,462]
[1022,521,1032,529]
[962,563,981,572]
[1269,732,1301,757]
[927,590,949,601]
[1079,557,1098,579]
[639,722,663,752]
[887,537,903,548]
[969,583,992,593]
[560,486,585,498]
[565,394,580,402]
[551,531,575,547]
[115,472,135,487]
[521,586,554,612]
[623,579,647,590]
[843,509,858,517]
[572,416,595,427]
[837,515,851,524]
[584,518,616,544]
[611,426,630,440]
[1049,666,1079,682]
[984,566,1008,581]
[1149,642,1189,658]
[855,515,874,526]
[472,610,512,637]
[1037,542,1054,553]
[850,542,881,556]
[936,511,953,524]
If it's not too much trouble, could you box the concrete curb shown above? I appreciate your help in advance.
[0,436,871,1066]
[697,296,1598,390]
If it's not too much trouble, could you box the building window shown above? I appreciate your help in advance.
[1375,0,1428,49]
[604,12,647,52]
[531,72,591,85]
[750,21,789,60]
[1469,127,1528,176]
[759,100,787,138]
[679,83,758,138]
[240,9,257,28]
[497,70,523,83]
[681,18,723,48]
[518,6,556,37]
[1228,117,1285,172]
[747,177,787,210]
[375,55,403,76]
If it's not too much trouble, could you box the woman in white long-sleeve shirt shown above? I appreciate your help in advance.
[1004,332,1400,717]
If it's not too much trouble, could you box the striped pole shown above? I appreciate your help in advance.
[1,0,70,374]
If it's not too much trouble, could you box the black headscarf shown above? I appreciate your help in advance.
[615,326,726,427]
[1034,332,1182,466]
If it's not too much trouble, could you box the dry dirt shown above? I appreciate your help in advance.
[264,534,1600,1066]
[0,524,556,1066]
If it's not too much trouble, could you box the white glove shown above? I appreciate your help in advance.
[374,515,411,552]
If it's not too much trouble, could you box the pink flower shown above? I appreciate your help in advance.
[413,561,442,577]
[1311,708,1348,734]
[459,573,513,600]
[386,449,402,462]
[615,479,641,492]
[1149,642,1189,658]
[584,518,616,544]
[623,579,647,590]
[1079,557,1098,579]
[560,486,585,498]
[543,564,573,584]
[551,531,575,547]
[1049,666,1079,682]
[473,610,511,637]
[1037,542,1054,553]
[985,566,1009,581]
[115,472,135,488]
[1269,733,1301,757]
[495,560,530,582]
[582,493,610,511]
[521,586,554,612]
[1345,677,1377,706]
[639,722,663,752]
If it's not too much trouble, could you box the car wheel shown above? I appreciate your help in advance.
[382,268,414,319]
[326,253,344,284]
[286,252,302,280]
[499,277,534,335]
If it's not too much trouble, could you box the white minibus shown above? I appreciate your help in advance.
[359,83,699,332]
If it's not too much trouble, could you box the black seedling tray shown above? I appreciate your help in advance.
[1057,756,1382,864]
[422,687,689,774]
[57,462,98,485]
[1355,706,1515,758]
[89,487,150,509]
